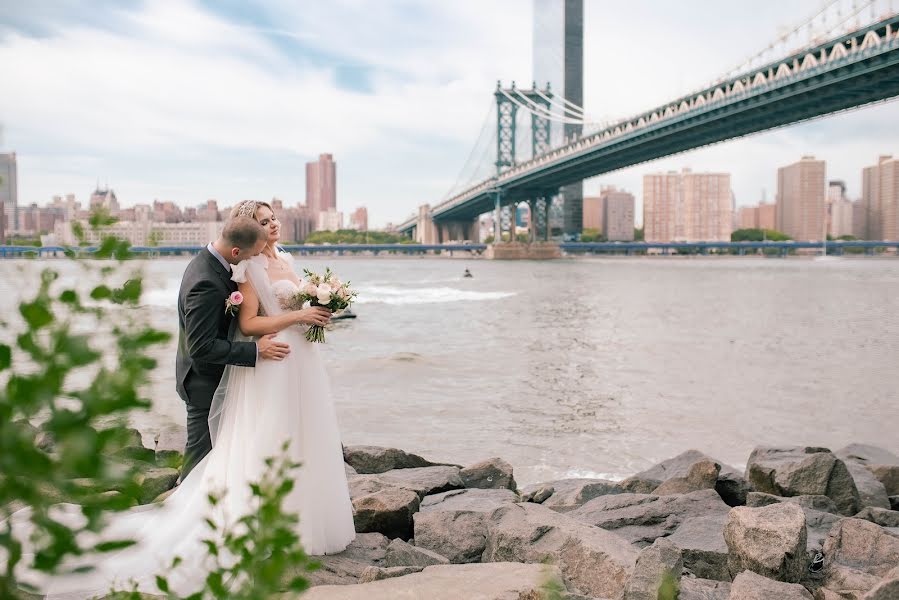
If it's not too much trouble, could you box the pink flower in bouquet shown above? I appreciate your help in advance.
[303,282,318,297]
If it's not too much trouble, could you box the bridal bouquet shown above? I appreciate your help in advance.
[275,267,357,343]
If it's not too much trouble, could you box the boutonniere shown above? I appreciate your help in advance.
[225,291,243,316]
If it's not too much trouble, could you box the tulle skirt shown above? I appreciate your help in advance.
[8,327,356,598]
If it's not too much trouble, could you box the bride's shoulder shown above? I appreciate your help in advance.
[231,254,267,283]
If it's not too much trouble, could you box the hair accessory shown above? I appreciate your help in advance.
[237,200,258,218]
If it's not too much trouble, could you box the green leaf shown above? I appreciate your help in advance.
[155,575,169,593]
[20,300,54,329]
[59,290,78,304]
[0,344,10,370]
[90,285,112,300]
[94,539,137,553]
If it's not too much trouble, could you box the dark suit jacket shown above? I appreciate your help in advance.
[176,247,257,409]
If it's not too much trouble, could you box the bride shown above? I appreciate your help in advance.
[10,200,356,598]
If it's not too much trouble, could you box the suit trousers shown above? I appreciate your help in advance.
[182,402,212,480]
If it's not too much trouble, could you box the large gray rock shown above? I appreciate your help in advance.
[823,518,899,580]
[746,446,860,516]
[384,538,449,567]
[343,445,447,474]
[134,467,179,505]
[891,496,899,512]
[351,482,421,540]
[837,444,899,497]
[747,492,840,515]
[623,537,684,600]
[621,450,752,507]
[420,488,518,513]
[520,478,623,512]
[724,502,807,583]
[358,565,424,583]
[459,458,516,491]
[680,577,731,600]
[728,570,813,599]
[301,562,569,600]
[484,502,639,599]
[667,515,730,581]
[379,466,464,498]
[855,507,899,529]
[863,577,899,600]
[843,460,891,510]
[413,510,490,564]
[569,489,731,546]
[653,460,721,496]
[303,532,389,586]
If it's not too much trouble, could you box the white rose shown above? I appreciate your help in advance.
[316,283,332,305]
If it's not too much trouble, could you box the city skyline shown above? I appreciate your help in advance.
[1,1,899,227]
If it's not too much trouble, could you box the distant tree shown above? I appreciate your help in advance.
[633,227,644,241]
[580,228,606,242]
[304,229,413,245]
[731,228,791,242]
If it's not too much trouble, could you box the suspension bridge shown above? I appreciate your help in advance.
[397,1,899,250]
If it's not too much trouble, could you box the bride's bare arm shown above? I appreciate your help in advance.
[237,281,331,336]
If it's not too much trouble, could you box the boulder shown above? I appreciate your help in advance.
[345,463,357,477]
[411,488,517,564]
[420,488,518,513]
[680,577,731,600]
[667,515,730,581]
[843,461,891,510]
[303,532,389,586]
[728,570,813,599]
[890,496,899,512]
[746,446,860,516]
[459,458,516,491]
[301,562,569,600]
[358,565,424,583]
[379,466,464,498]
[384,538,449,568]
[823,518,899,579]
[747,492,840,515]
[621,449,752,507]
[343,446,447,474]
[855,507,899,529]
[520,478,622,512]
[569,489,731,546]
[413,510,490,564]
[724,502,807,583]
[520,484,554,504]
[154,449,183,470]
[134,467,179,505]
[483,502,639,598]
[351,485,420,540]
[623,537,684,600]
[653,460,721,496]
[862,577,899,600]
[869,466,899,497]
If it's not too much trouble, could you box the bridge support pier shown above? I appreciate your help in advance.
[436,219,478,244]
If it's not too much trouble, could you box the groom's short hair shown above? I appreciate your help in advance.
[222,217,266,249]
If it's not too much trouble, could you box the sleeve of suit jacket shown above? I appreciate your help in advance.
[183,278,257,367]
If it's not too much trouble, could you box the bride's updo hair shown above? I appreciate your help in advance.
[229,200,274,221]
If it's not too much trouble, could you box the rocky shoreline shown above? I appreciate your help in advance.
[29,433,899,599]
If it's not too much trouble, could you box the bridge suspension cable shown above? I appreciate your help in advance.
[442,99,497,201]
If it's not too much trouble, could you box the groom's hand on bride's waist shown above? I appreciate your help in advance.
[258,334,290,361]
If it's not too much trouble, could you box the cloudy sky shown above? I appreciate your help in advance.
[1,0,898,227]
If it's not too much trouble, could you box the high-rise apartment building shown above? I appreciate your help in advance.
[583,195,604,231]
[643,169,732,242]
[862,155,899,241]
[0,152,18,242]
[349,206,368,231]
[776,156,826,241]
[601,187,635,241]
[306,153,336,215]
[827,180,854,238]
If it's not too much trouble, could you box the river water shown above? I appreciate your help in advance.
[3,256,897,486]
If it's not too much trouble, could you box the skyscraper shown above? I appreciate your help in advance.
[776,156,826,241]
[533,0,583,238]
[643,169,732,242]
[0,152,18,242]
[306,153,337,216]
[862,155,899,241]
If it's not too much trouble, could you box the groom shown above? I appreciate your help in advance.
[176,216,290,478]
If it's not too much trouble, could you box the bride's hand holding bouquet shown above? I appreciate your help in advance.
[275,267,357,343]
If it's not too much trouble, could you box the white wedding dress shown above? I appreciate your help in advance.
[8,252,356,598]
